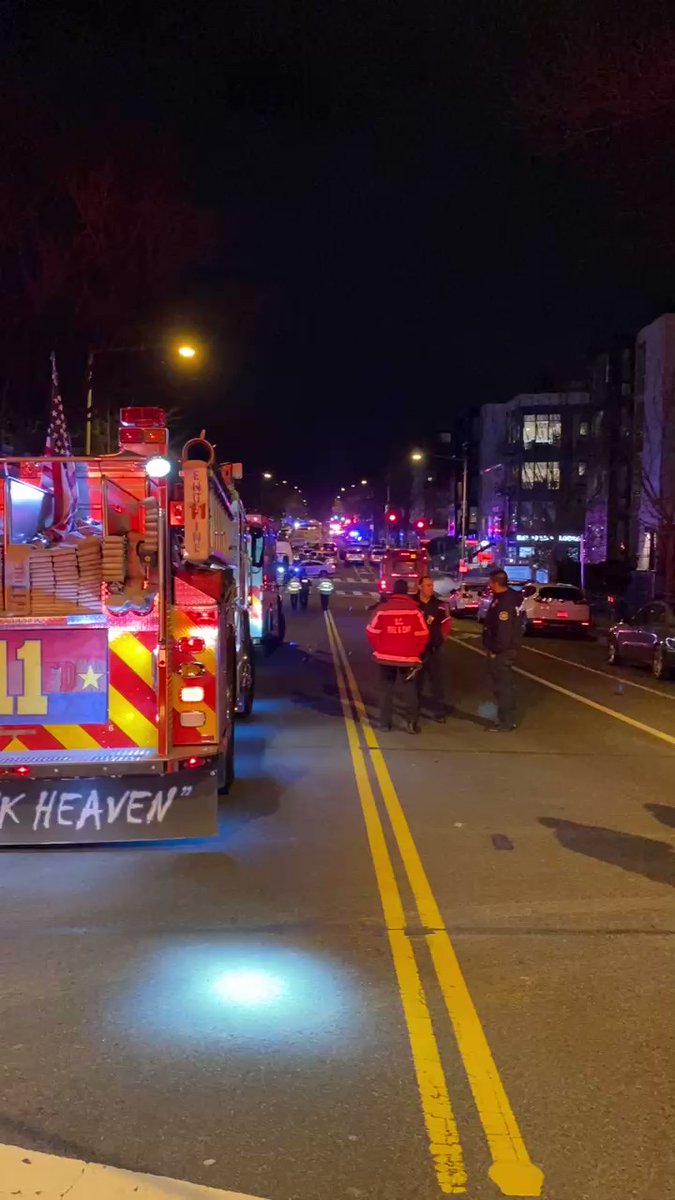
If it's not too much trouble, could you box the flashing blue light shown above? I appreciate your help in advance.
[348,530,361,539]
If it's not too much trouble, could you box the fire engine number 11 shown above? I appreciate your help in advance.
[0,639,48,716]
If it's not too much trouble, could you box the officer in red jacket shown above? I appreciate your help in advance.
[366,578,430,733]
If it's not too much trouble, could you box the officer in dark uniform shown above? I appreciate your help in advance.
[412,576,452,721]
[482,568,521,731]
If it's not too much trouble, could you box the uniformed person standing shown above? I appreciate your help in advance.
[482,568,521,731]
[318,576,334,611]
[413,576,452,722]
[287,574,301,611]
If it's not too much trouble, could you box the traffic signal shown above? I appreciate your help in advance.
[414,518,426,531]
[387,511,398,524]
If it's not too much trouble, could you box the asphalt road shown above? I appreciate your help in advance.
[2,567,675,1199]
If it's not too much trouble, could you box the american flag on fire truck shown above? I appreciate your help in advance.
[41,352,78,538]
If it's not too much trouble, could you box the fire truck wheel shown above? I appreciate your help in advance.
[218,727,235,794]
[237,643,256,719]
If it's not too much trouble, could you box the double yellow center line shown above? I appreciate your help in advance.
[324,610,544,1197]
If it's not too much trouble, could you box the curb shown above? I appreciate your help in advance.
[0,1143,268,1200]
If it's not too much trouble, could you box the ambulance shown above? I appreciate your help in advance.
[378,547,430,596]
[0,408,254,845]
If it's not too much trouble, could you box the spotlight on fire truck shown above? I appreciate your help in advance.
[145,455,172,479]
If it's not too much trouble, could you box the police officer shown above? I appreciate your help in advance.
[413,575,452,722]
[299,569,311,610]
[482,568,521,731]
[287,574,301,611]
[318,575,334,612]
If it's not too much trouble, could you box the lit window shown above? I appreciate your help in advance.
[578,420,589,437]
[523,414,561,446]
[521,462,560,490]
[577,462,587,476]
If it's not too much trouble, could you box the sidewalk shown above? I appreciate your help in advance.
[0,1143,267,1200]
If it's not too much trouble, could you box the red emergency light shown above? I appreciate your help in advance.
[120,407,166,428]
[119,426,166,445]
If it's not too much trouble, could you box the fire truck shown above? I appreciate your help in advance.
[0,407,254,846]
[245,514,285,647]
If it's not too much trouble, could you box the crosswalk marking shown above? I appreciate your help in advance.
[0,1142,268,1199]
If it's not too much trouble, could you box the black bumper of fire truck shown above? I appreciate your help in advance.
[0,763,219,846]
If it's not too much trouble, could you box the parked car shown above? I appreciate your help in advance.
[608,601,675,679]
[293,557,336,578]
[447,578,490,616]
[477,584,526,623]
[344,547,367,566]
[520,583,591,635]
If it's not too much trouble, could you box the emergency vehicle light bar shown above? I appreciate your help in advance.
[120,407,167,428]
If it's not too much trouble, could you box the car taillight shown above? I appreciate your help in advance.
[533,619,544,625]
[379,579,387,591]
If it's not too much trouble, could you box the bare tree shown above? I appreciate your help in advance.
[0,88,214,433]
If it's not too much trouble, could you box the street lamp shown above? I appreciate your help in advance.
[262,472,273,480]
[411,451,424,463]
[360,479,368,485]
[85,336,204,455]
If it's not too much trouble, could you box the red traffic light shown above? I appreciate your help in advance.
[387,512,398,523]
[415,519,426,531]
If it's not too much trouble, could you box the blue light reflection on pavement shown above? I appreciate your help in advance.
[119,942,365,1056]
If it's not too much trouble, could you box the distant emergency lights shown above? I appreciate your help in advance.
[145,455,172,479]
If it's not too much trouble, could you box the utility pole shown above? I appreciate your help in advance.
[85,350,94,456]
[460,441,469,564]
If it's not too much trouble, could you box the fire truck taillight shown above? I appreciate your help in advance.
[13,766,30,777]
[176,636,205,654]
[179,712,206,728]
[179,661,206,678]
[180,685,205,703]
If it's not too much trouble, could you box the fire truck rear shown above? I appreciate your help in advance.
[0,408,242,846]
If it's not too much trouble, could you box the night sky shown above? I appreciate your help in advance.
[4,2,675,503]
